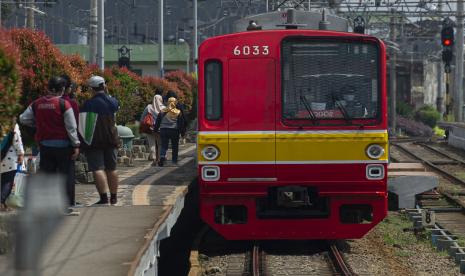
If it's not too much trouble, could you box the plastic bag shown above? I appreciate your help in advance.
[6,164,27,208]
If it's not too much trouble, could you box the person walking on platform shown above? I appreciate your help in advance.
[154,97,186,167]
[0,120,24,211]
[61,74,80,206]
[140,90,165,166]
[20,76,80,214]
[79,76,120,206]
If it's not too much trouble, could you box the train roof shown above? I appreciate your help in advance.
[200,29,383,48]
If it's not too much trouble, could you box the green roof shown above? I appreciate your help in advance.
[57,44,189,64]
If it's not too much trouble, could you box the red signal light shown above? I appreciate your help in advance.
[443,39,452,46]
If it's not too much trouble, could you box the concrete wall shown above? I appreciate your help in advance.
[423,61,439,107]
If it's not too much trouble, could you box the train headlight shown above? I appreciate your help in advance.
[201,145,220,160]
[366,144,385,159]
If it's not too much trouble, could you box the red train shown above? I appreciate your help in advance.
[197,27,388,240]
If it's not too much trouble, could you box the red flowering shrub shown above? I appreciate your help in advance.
[164,71,194,112]
[139,76,179,107]
[103,66,143,124]
[0,30,22,136]
[9,29,79,106]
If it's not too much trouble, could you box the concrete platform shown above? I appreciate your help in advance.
[0,143,197,276]
[388,163,426,172]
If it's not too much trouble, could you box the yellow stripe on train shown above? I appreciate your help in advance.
[197,131,388,162]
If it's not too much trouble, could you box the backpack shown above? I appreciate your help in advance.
[139,112,155,134]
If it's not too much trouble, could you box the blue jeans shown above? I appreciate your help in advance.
[1,170,16,204]
[160,129,180,163]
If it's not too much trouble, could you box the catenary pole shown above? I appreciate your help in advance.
[193,0,198,74]
[456,0,464,121]
[389,9,397,132]
[97,0,104,70]
[159,0,164,77]
[26,0,35,29]
[89,0,97,64]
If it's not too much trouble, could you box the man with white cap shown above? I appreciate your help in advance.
[79,76,120,206]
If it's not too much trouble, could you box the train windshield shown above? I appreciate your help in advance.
[281,38,380,124]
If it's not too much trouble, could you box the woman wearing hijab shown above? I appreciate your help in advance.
[140,94,165,166]
[154,97,186,166]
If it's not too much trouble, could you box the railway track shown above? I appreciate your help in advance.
[189,227,355,276]
[390,141,465,239]
[252,242,354,276]
[390,142,465,209]
[190,227,355,276]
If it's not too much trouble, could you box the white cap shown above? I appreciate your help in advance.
[87,76,105,88]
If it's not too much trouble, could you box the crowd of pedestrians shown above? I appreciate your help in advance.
[0,74,188,214]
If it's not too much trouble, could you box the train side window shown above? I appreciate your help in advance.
[205,61,223,120]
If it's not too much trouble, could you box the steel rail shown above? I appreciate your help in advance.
[252,244,261,276]
[417,142,465,165]
[329,243,354,276]
[392,142,465,188]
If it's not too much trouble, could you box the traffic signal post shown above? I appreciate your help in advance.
[442,19,454,119]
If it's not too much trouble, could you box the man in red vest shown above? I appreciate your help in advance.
[20,76,80,214]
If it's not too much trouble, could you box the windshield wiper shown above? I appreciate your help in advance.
[332,94,352,124]
[299,95,318,125]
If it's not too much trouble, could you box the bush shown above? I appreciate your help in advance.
[164,71,194,112]
[397,116,433,137]
[139,76,179,111]
[415,105,441,128]
[396,101,414,119]
[9,29,79,106]
[0,30,22,136]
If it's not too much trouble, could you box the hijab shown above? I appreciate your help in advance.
[148,94,165,116]
[162,97,181,120]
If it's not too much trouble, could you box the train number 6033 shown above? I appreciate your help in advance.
[233,45,269,56]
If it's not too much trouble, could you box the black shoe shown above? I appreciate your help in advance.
[110,194,117,206]
[92,199,109,206]
[158,157,165,167]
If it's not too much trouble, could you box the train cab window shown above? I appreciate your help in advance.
[205,61,222,120]
[281,38,380,125]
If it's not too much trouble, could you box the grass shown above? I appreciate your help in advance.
[454,171,465,180]
[378,213,419,248]
[376,212,443,261]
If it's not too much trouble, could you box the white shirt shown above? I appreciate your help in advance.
[1,124,25,174]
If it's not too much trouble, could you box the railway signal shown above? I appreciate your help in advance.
[441,19,454,73]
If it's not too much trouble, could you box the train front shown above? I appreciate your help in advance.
[198,30,388,240]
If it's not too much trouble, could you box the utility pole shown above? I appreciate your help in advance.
[0,1,2,28]
[26,0,35,29]
[389,9,397,133]
[97,0,104,70]
[89,0,97,65]
[193,0,198,73]
[437,0,445,116]
[456,0,464,121]
[159,0,164,77]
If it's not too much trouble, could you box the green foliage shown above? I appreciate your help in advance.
[105,67,143,125]
[415,105,441,128]
[396,101,414,118]
[0,30,21,136]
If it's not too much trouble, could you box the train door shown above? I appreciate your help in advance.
[228,58,276,179]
